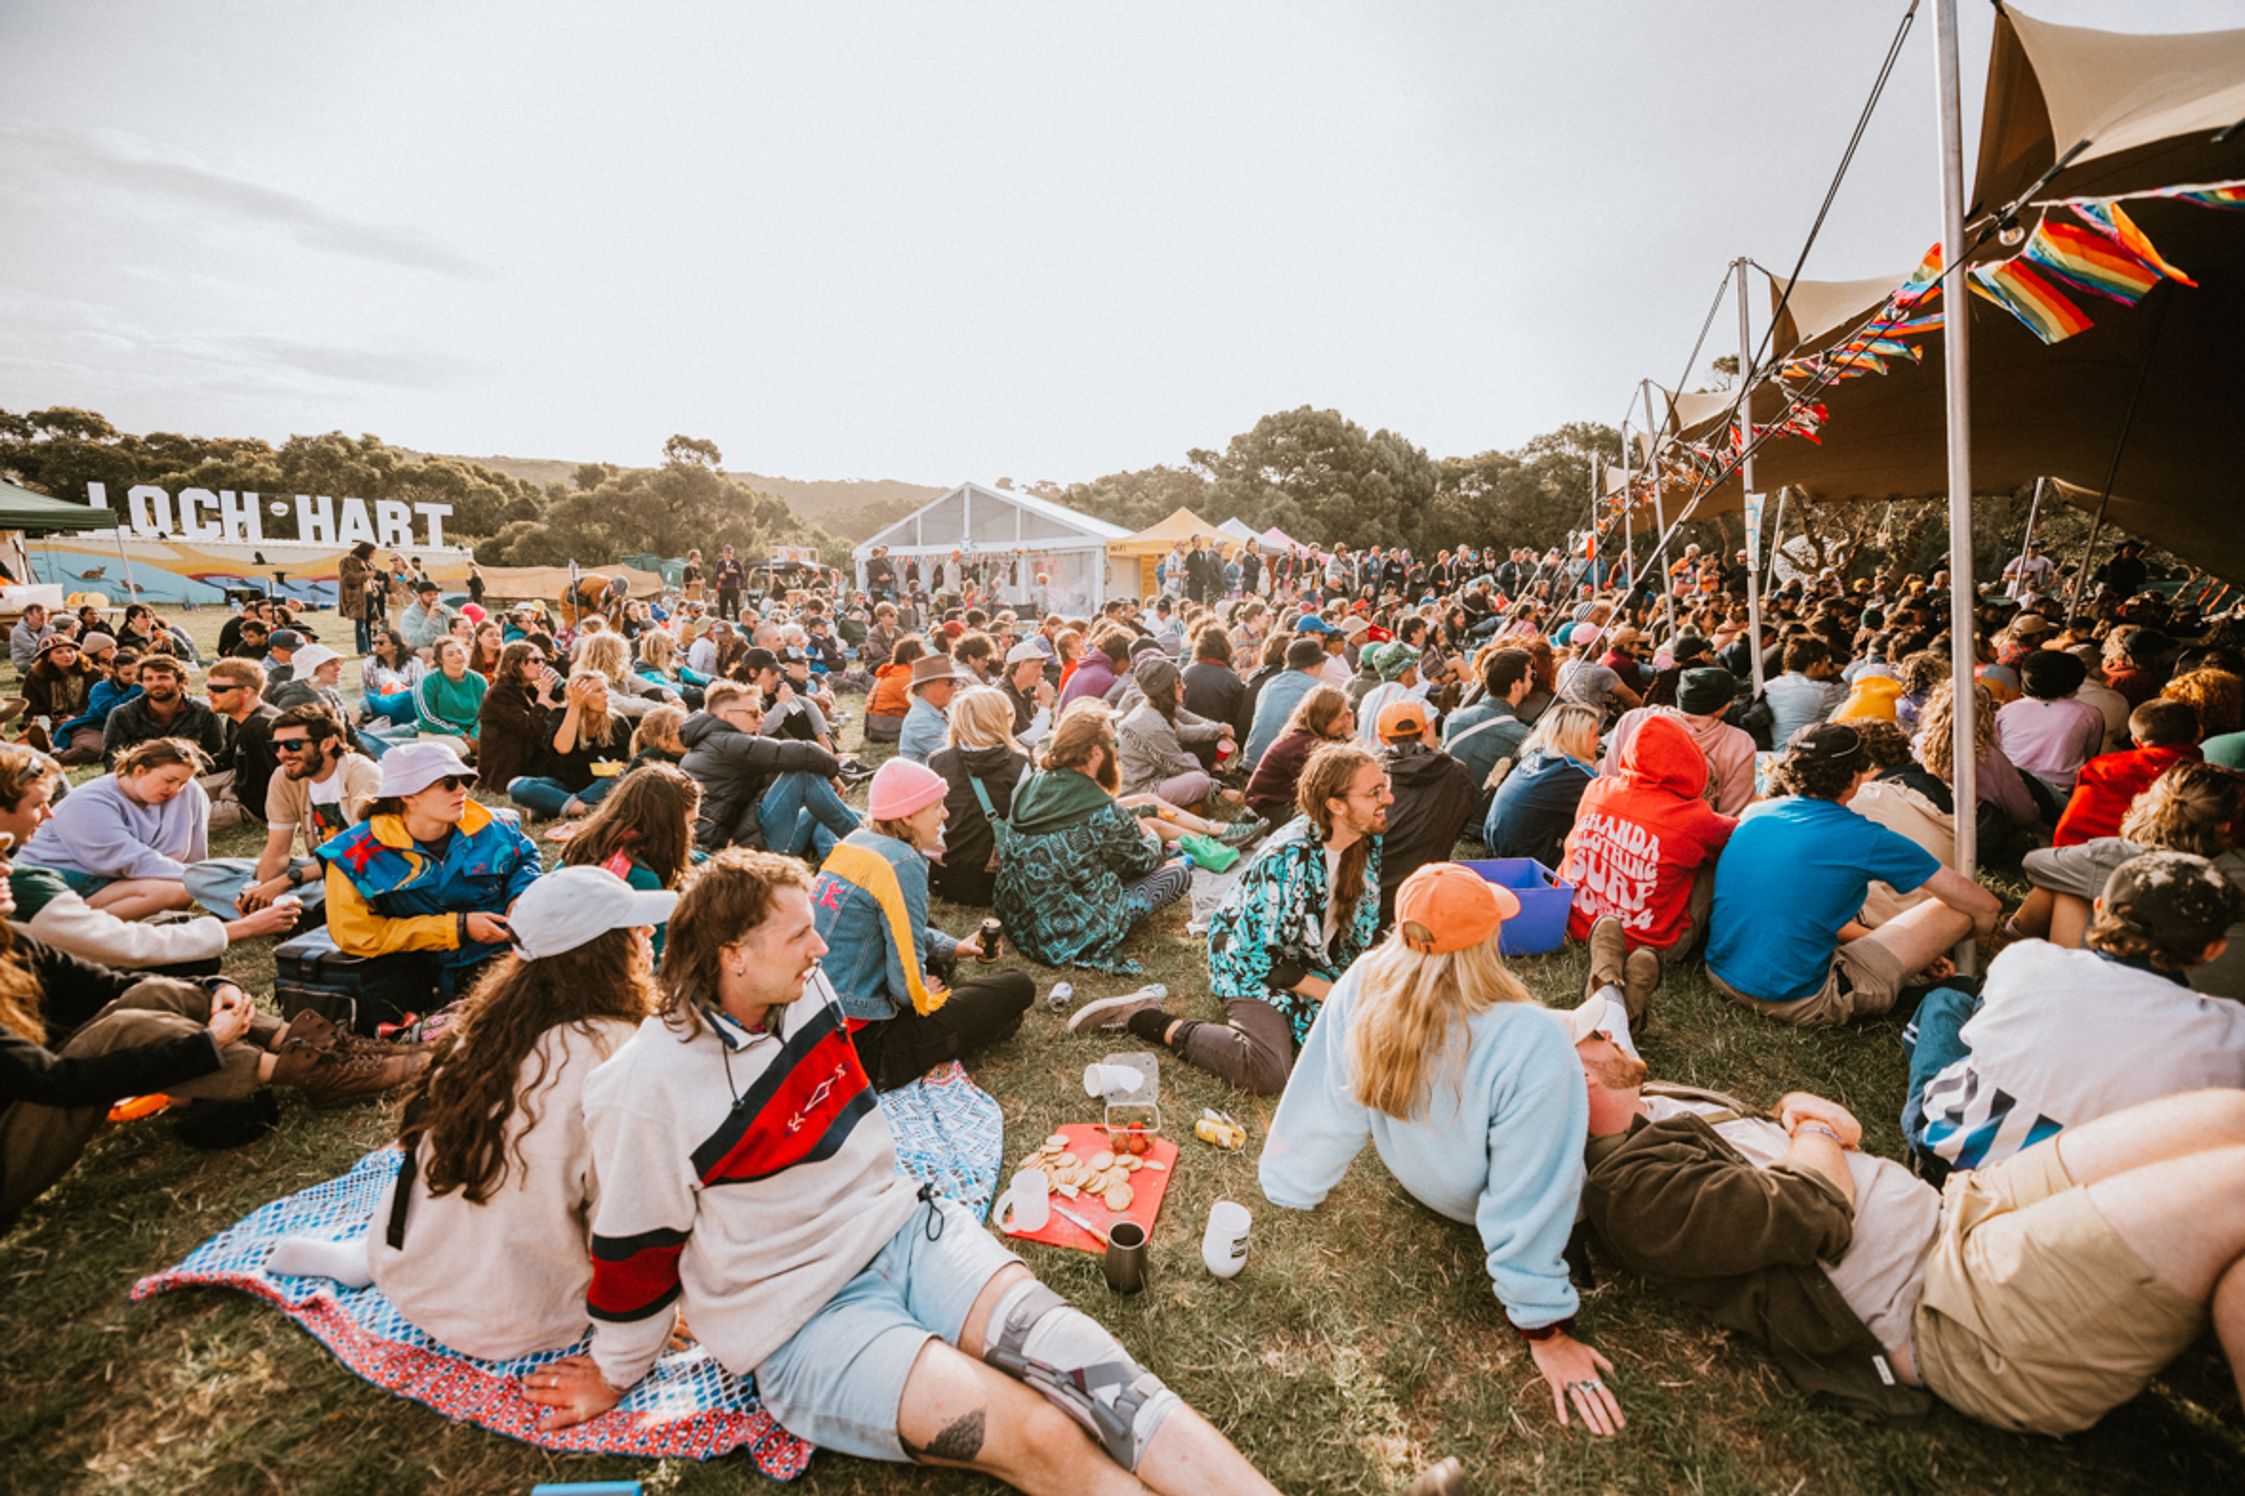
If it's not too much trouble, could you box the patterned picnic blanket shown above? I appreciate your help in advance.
[131,1061,1005,1477]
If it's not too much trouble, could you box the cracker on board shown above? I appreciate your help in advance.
[1103,1182,1135,1212]
[1089,1150,1115,1170]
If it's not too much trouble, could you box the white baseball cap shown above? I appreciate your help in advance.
[507,864,677,961]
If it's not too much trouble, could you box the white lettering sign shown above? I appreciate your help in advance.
[87,483,451,549]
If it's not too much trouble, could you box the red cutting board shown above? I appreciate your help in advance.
[1001,1122,1179,1256]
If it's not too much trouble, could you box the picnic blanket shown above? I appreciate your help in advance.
[131,1061,1005,1476]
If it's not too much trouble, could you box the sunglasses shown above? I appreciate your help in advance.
[272,737,313,754]
[431,775,475,792]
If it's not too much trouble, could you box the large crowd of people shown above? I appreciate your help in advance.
[4,529,2245,1491]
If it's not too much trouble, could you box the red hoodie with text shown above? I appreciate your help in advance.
[1562,714,1737,949]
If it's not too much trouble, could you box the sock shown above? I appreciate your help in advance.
[1124,1007,1172,1045]
[266,1234,375,1287]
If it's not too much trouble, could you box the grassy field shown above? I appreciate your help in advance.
[3,608,2242,1495]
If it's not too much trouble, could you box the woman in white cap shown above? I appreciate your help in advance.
[267,865,675,1360]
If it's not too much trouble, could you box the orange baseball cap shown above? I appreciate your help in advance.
[1376,698,1432,742]
[1394,863,1520,955]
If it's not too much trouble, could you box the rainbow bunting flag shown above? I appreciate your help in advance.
[1882,308,1945,334]
[1894,242,1943,306]
[2072,200,2197,287]
[1968,257,2094,344]
[1825,348,1888,374]
[2172,184,2245,210]
[2022,217,2160,304]
[1841,335,1920,361]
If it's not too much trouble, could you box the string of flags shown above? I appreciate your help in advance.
[1608,175,2244,524]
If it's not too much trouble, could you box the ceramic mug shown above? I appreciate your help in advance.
[994,1168,1050,1235]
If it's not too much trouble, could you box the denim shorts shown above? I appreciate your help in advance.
[753,1197,1019,1461]
[54,867,116,898]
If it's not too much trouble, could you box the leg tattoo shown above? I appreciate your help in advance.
[906,1408,987,1464]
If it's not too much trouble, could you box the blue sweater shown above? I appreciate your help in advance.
[1259,971,1588,1329]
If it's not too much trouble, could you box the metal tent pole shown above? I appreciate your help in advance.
[2010,475,2046,598]
[1735,257,1768,697]
[1763,487,1790,594]
[1934,0,1978,887]
[1641,380,1676,637]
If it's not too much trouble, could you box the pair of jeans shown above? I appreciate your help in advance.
[757,770,859,860]
[1899,985,1981,1177]
[353,615,374,654]
[183,857,327,920]
[508,773,620,819]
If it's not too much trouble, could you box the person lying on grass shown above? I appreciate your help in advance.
[1256,862,1626,1438]
[1573,1030,2245,1436]
[533,849,1283,1495]
[265,865,674,1360]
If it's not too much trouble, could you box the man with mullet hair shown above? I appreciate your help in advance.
[538,849,1280,1496]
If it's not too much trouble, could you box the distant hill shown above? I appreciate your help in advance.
[435,452,944,542]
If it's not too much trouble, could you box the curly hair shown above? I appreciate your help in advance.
[1914,679,1997,788]
[397,926,656,1203]
[656,849,813,1037]
[2162,668,2243,740]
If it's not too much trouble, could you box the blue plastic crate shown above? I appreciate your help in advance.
[1458,858,1575,956]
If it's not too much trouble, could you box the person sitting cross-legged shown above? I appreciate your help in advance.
[811,759,1033,1090]
[1077,742,1387,1096]
[1705,723,2002,1028]
[1902,850,2245,1182]
[677,680,852,857]
[1573,1033,2245,1437]
[1260,863,1627,1438]
[183,703,381,929]
[528,850,1284,1496]
[263,865,675,1356]
[318,742,541,1013]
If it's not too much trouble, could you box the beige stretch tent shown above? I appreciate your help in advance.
[1649,5,2245,582]
[1106,506,1231,598]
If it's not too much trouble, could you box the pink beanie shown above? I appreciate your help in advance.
[868,758,947,821]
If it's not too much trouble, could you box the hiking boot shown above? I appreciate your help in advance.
[1622,947,1663,1027]
[1585,916,1626,1004]
[271,1036,429,1108]
[1401,1458,1471,1496]
[1066,986,1170,1035]
[281,1007,437,1059]
[1217,815,1269,849]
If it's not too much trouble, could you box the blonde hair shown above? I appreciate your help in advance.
[1282,682,1352,739]
[1915,679,1996,787]
[1347,932,1534,1119]
[948,686,1020,752]
[574,630,633,687]
[637,630,676,672]
[2120,760,2242,858]
[1522,701,1599,763]
[630,703,687,759]
[565,670,621,749]
[2162,668,2244,740]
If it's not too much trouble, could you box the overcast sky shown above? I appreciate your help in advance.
[3,1,2237,486]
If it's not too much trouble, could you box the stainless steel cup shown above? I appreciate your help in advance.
[1102,1220,1148,1295]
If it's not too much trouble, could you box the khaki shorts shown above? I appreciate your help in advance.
[1710,936,1908,1028]
[1913,1140,2204,1435]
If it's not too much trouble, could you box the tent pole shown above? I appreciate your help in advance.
[1763,487,1789,595]
[1735,256,1767,698]
[1641,380,1675,637]
[1934,0,1979,899]
[2063,297,2166,618]
[1619,451,1632,600]
[2010,475,2046,597]
[112,527,140,604]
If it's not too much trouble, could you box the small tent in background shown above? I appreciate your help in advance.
[1106,506,1229,597]
[852,481,1127,617]
[1215,516,1259,545]
[1260,526,1309,555]
[2,478,154,610]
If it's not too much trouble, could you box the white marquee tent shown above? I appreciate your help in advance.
[852,481,1129,617]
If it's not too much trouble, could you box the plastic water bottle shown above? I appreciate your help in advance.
[1046,981,1075,1013]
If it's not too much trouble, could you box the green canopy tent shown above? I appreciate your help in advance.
[0,478,140,601]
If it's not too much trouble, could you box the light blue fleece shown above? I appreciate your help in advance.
[1258,968,1587,1329]
[23,772,209,881]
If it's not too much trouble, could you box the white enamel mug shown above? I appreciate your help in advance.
[994,1168,1051,1235]
[1202,1199,1251,1278]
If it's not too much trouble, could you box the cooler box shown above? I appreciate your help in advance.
[1459,858,1574,957]
[272,933,432,1036]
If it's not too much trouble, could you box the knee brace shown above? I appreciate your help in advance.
[982,1279,1180,1472]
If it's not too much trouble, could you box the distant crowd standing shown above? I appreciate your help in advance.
[4,524,2245,1490]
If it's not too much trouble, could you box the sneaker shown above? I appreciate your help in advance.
[1217,815,1269,849]
[1065,986,1170,1034]
[1622,947,1662,1027]
[1177,833,1239,873]
[270,1037,430,1108]
[1585,916,1626,1004]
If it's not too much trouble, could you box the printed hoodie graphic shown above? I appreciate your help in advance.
[1561,714,1736,948]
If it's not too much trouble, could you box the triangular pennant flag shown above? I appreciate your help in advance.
[1968,258,2094,344]
[1894,242,1943,306]
[2074,199,2197,288]
[2022,216,2160,305]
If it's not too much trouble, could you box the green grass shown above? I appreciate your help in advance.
[3,608,2241,1494]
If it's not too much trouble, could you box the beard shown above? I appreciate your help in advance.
[1091,751,1120,794]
